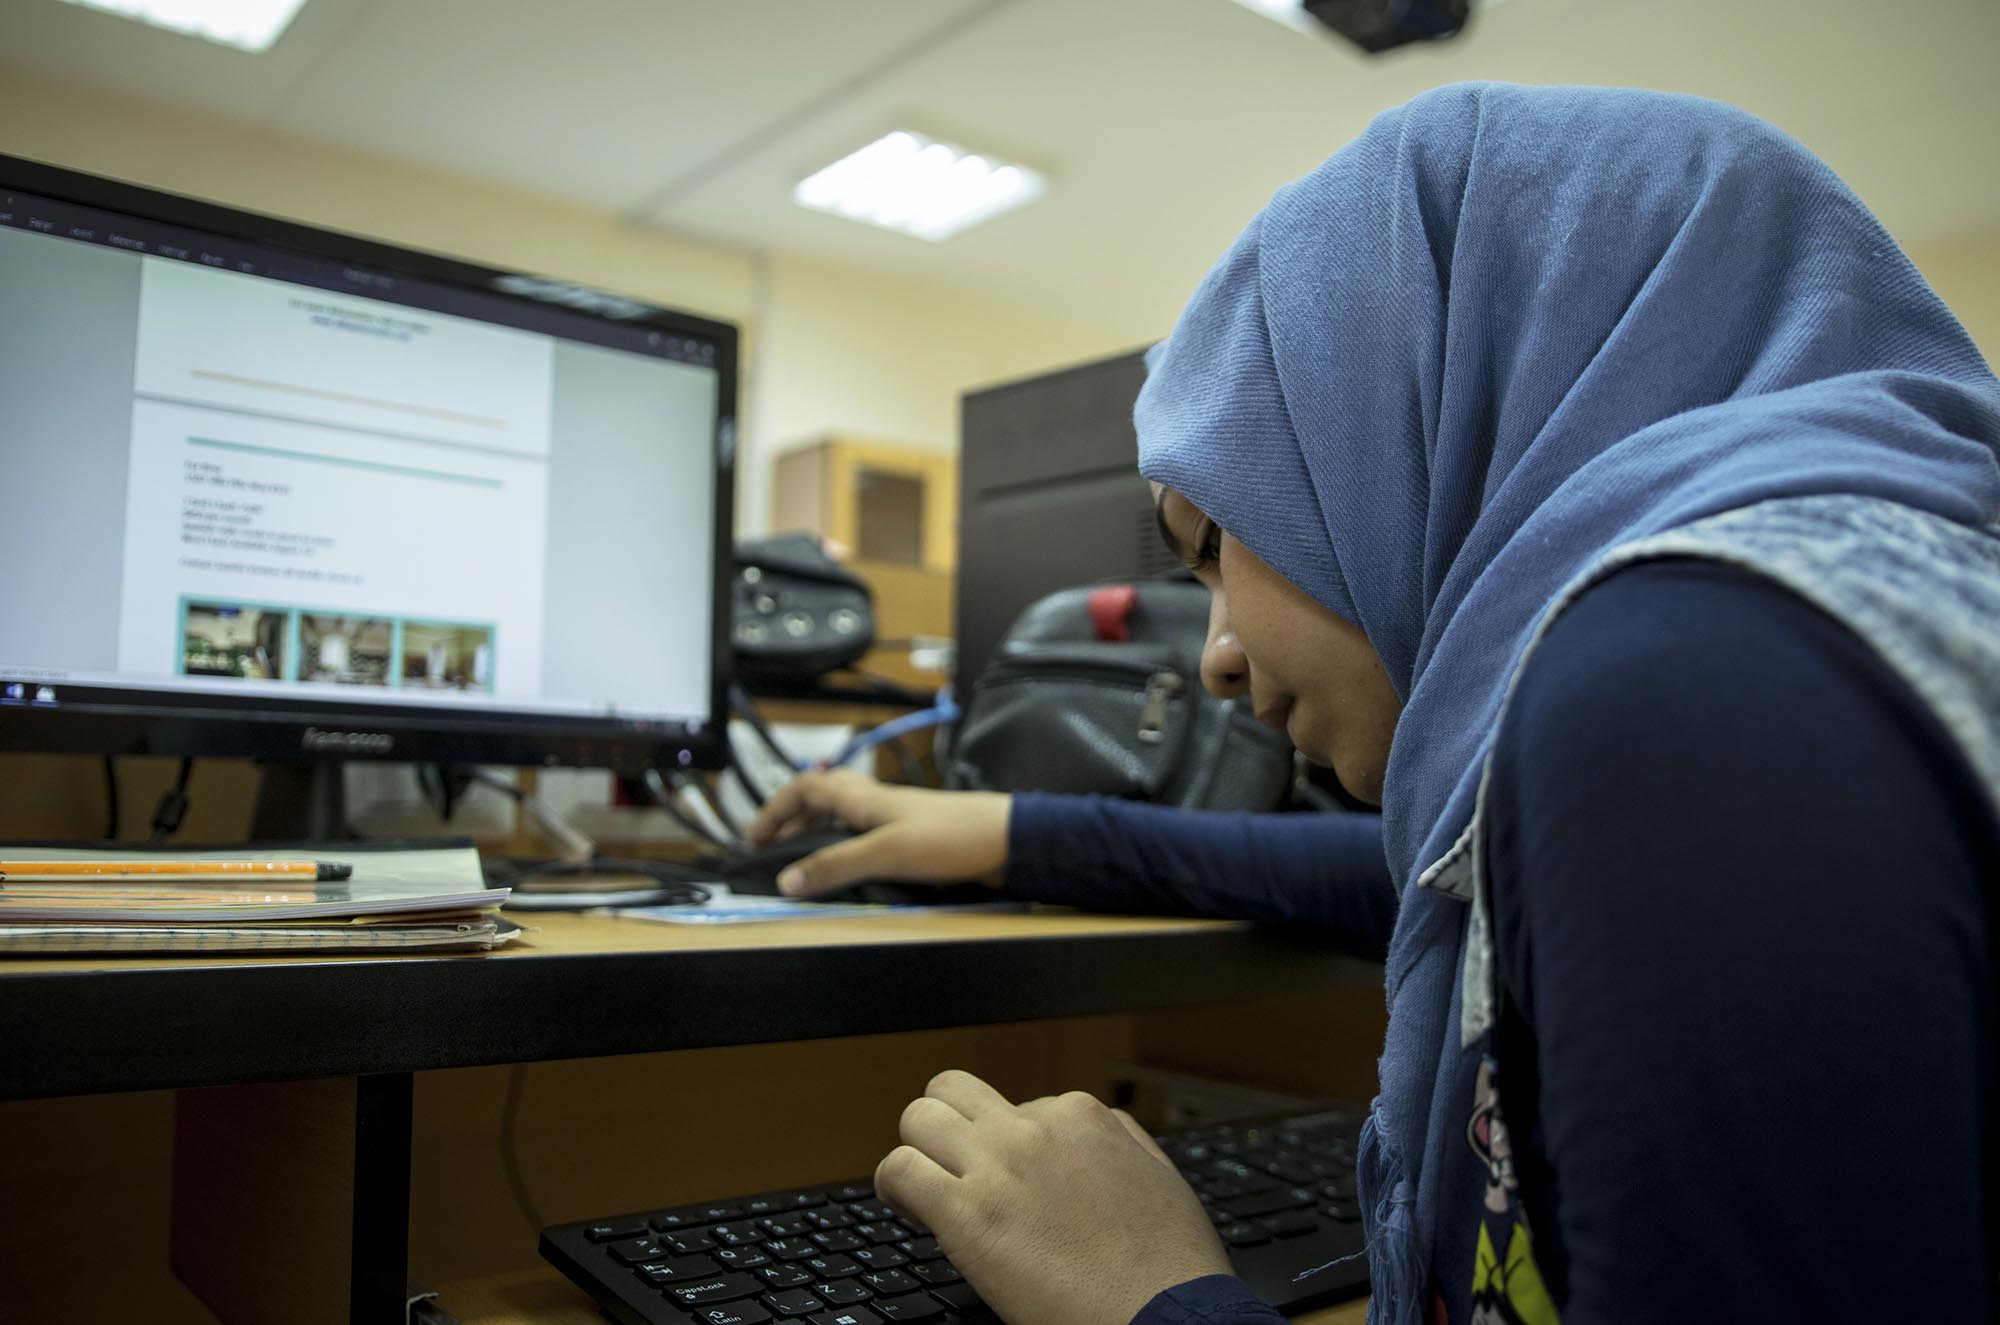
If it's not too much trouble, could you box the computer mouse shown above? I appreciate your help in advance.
[713,830,996,907]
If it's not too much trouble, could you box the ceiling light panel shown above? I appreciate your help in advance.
[793,131,1046,242]
[59,0,311,52]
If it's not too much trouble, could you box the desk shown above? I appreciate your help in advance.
[0,907,1377,1324]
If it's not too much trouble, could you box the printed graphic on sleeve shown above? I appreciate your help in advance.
[1466,1056,1559,1325]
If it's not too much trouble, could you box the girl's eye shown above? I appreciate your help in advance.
[1186,522,1222,572]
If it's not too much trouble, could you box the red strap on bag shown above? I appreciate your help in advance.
[1087,585,1139,642]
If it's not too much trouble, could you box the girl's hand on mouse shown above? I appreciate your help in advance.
[746,770,1012,897]
[874,1070,1234,1325]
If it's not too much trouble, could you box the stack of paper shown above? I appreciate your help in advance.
[0,843,516,955]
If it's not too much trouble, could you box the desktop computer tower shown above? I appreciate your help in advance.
[953,348,1183,702]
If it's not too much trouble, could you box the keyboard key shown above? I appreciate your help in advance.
[640,1256,734,1285]
[849,1246,908,1270]
[907,1261,961,1287]
[610,1237,670,1265]
[1218,1222,1269,1248]
[667,1273,763,1308]
[1322,1199,1363,1223]
[853,1222,905,1245]
[586,1219,648,1242]
[747,1197,787,1216]
[804,1254,863,1279]
[1257,1210,1319,1238]
[759,1264,814,1289]
[700,1204,748,1222]
[714,1223,767,1247]
[808,1311,882,1325]
[897,1237,943,1261]
[764,1238,819,1261]
[692,1304,772,1325]
[832,1184,874,1202]
[849,1199,897,1221]
[668,1231,720,1256]
[763,1215,813,1238]
[764,1288,827,1317]
[813,1231,867,1252]
[808,1209,857,1231]
[715,1246,774,1271]
[1214,1186,1314,1220]
[814,1279,873,1306]
[857,1270,918,1296]
[787,1193,829,1210]
[653,1207,713,1232]
[874,1293,944,1322]
[929,1285,982,1312]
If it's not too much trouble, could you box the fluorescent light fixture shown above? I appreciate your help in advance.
[1227,0,1501,34]
[794,131,1047,242]
[60,0,311,52]
[1226,0,1321,34]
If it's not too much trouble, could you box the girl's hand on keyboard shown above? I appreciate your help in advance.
[875,1068,1235,1325]
[747,770,1012,897]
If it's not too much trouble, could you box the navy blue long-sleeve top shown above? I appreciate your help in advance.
[1006,794,1396,962]
[987,561,1993,1324]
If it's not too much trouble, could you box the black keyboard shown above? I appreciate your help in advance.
[541,1107,1369,1325]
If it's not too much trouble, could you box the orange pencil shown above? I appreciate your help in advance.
[0,860,352,882]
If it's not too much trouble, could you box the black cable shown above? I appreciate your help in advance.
[675,769,745,842]
[102,757,120,841]
[729,764,768,809]
[631,770,732,851]
[147,757,194,844]
[499,1063,544,1233]
[883,734,926,786]
[824,669,937,706]
[729,683,800,782]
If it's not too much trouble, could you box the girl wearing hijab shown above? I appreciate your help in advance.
[758,83,2000,1323]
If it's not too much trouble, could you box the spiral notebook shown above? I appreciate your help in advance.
[0,841,516,954]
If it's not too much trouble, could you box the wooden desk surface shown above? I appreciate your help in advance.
[437,1265,1369,1325]
[0,907,1377,1100]
[0,904,1241,975]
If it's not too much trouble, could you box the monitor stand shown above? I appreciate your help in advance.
[248,760,353,842]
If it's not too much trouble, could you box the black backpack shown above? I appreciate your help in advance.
[946,579,1292,811]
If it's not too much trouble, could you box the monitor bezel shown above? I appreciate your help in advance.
[0,152,737,776]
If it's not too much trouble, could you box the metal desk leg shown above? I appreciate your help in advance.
[352,1072,414,1325]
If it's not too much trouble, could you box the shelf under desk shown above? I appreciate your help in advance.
[439,1265,1371,1325]
[1,906,1378,1324]
[0,906,1374,1101]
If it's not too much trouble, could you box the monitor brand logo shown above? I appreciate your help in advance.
[491,274,651,321]
[301,727,394,755]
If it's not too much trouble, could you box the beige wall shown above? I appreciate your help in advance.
[0,64,1131,536]
[2,59,1992,539]
[1909,227,2000,362]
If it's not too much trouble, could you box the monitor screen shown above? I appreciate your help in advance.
[0,155,735,773]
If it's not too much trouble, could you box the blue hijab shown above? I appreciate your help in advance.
[1136,83,2000,1319]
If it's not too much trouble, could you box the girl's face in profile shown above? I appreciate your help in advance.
[1154,485,1403,806]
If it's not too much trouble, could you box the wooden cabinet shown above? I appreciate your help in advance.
[769,437,957,689]
[770,437,956,575]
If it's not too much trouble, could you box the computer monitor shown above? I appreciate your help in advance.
[954,348,1181,702]
[0,154,737,804]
